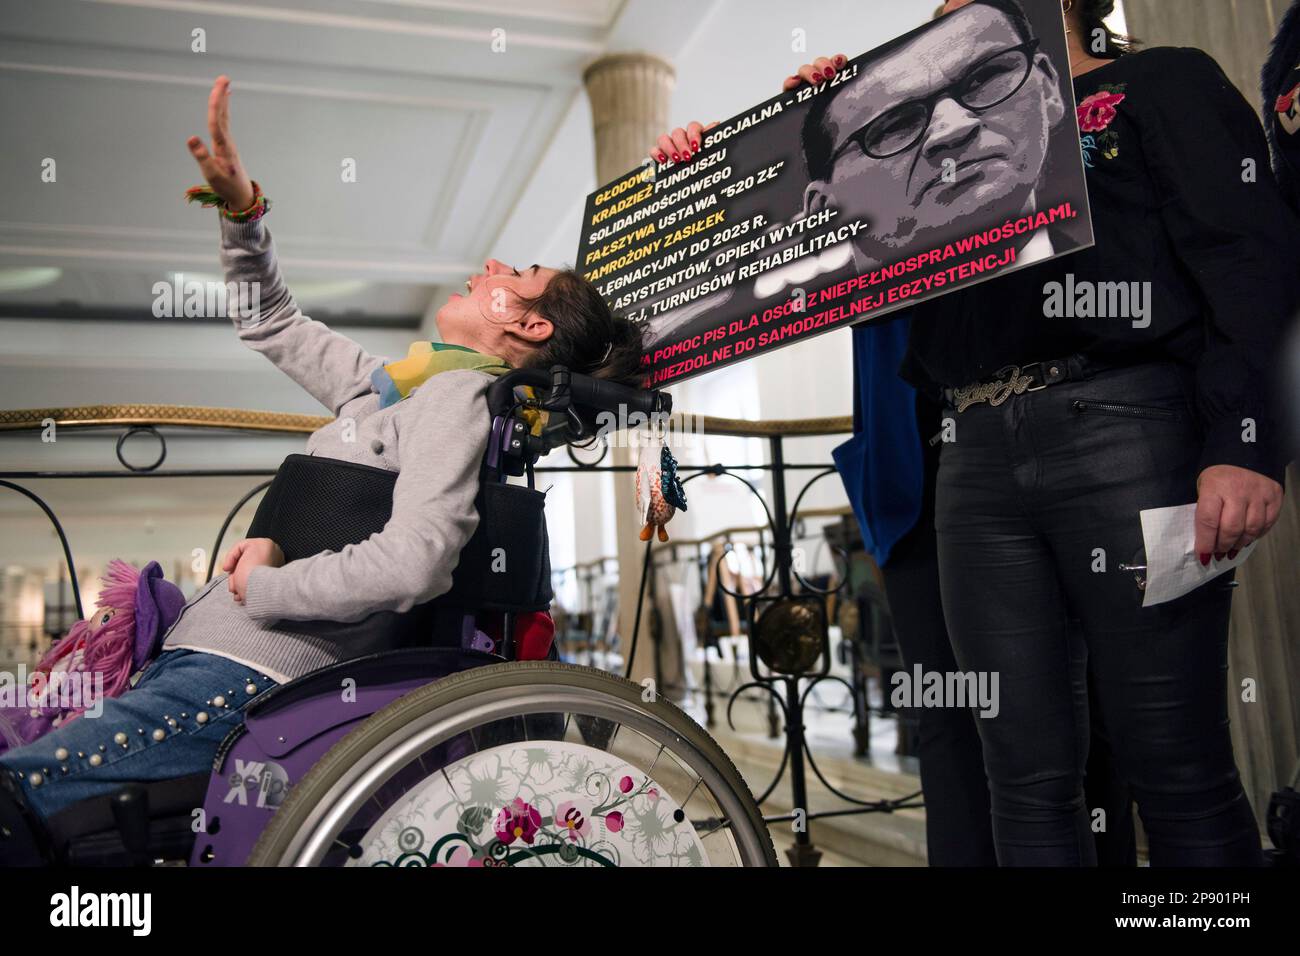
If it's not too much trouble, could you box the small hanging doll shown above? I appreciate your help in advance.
[635,437,688,542]
[0,560,185,755]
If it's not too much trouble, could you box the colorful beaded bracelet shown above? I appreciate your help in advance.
[184,179,270,222]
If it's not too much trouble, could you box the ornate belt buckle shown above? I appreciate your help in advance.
[1020,362,1048,392]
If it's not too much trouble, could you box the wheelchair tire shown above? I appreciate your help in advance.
[247,661,777,867]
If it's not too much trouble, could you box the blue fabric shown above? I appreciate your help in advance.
[831,318,925,567]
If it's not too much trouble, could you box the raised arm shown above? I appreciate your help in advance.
[186,76,381,415]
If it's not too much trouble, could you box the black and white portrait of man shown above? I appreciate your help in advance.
[801,0,1077,271]
[633,0,1091,374]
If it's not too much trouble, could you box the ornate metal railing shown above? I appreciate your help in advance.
[0,405,332,433]
[0,401,918,866]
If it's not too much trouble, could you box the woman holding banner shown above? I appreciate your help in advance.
[664,0,1296,866]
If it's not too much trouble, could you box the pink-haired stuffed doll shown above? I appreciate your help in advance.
[0,559,185,755]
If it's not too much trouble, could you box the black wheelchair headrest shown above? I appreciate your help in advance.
[488,366,672,457]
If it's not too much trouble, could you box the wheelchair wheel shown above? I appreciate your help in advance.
[247,661,777,867]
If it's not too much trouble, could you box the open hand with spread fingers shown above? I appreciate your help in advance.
[186,75,256,212]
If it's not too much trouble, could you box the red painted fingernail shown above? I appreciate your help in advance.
[672,152,680,161]
[826,66,836,77]
[691,140,699,150]
[812,72,822,82]
[1227,549,1239,560]
[836,55,846,65]
[657,152,666,163]
[1214,552,1226,561]
[1199,553,1211,566]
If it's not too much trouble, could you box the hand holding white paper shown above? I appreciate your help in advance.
[1139,504,1256,607]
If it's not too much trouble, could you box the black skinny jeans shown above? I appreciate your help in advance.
[882,507,997,866]
[885,394,1135,866]
[934,360,1263,866]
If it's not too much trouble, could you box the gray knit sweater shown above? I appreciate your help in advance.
[161,216,493,683]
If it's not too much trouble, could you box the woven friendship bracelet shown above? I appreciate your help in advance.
[184,179,270,222]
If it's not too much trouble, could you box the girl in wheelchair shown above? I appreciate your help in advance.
[0,74,646,861]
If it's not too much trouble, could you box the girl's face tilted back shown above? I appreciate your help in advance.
[434,258,562,365]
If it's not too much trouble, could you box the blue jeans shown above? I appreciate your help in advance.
[0,649,278,822]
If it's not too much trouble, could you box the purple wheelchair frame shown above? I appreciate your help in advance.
[190,644,503,866]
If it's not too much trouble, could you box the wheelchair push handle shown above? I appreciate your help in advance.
[484,366,672,474]
[561,368,671,419]
[488,366,672,420]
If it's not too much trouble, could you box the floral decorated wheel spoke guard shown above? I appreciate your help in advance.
[352,740,713,867]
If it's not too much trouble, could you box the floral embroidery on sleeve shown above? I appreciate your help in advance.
[1078,83,1127,167]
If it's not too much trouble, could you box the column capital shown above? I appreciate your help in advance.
[582,51,675,85]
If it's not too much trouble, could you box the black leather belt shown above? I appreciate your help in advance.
[943,355,1109,413]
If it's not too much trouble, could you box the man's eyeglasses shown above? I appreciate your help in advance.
[830,38,1042,163]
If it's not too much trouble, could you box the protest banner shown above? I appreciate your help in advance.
[574,0,1094,386]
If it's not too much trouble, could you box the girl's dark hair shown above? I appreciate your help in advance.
[1074,0,1139,58]
[514,270,647,390]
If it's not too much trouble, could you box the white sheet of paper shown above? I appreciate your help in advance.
[1139,503,1255,607]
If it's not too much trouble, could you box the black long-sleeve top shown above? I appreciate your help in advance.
[901,46,1299,484]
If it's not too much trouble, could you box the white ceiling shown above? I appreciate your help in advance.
[0,0,650,328]
[0,0,934,576]
[0,0,926,410]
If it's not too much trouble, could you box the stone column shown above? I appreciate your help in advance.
[583,53,676,185]
[1120,0,1300,824]
[582,53,676,691]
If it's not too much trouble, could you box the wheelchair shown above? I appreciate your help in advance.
[1,367,777,868]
